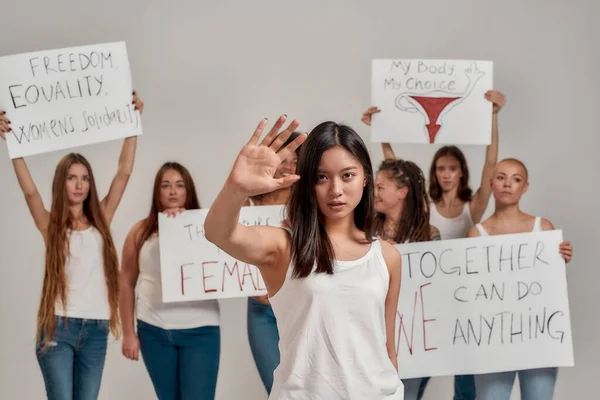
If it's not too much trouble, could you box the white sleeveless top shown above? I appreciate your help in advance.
[136,235,220,330]
[476,216,542,236]
[55,226,110,320]
[269,239,404,400]
[429,202,474,240]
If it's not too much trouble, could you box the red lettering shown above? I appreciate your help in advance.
[420,282,438,351]
[180,263,194,295]
[202,261,218,293]
[397,291,418,355]
[222,261,242,291]
[242,264,258,290]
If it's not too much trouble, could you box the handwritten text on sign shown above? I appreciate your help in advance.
[371,59,493,145]
[158,205,285,302]
[0,41,142,158]
[394,230,573,379]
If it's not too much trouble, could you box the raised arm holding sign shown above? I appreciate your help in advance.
[0,70,143,398]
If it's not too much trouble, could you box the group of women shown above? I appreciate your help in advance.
[0,87,573,400]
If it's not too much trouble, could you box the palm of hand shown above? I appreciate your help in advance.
[230,143,283,196]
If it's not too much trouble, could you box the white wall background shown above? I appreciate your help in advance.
[1,0,598,399]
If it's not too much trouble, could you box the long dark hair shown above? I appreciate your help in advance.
[287,122,375,278]
[375,159,431,243]
[429,146,472,202]
[135,162,200,260]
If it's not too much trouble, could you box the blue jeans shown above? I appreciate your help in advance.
[247,298,280,394]
[455,374,476,400]
[403,377,430,400]
[137,320,220,400]
[36,316,109,400]
[474,368,558,400]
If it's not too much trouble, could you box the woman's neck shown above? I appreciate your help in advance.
[439,188,461,207]
[69,204,88,228]
[492,203,524,223]
[324,213,356,238]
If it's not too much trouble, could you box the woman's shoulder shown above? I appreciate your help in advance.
[379,240,401,271]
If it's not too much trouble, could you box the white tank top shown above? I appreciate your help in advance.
[55,226,110,320]
[429,202,474,240]
[136,234,220,329]
[476,216,542,236]
[269,239,404,400]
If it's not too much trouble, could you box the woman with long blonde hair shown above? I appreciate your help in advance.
[0,92,144,400]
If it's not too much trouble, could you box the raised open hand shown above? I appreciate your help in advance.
[227,115,306,197]
[229,115,307,196]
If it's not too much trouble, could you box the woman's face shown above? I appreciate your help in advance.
[435,155,462,193]
[159,169,187,209]
[314,146,366,221]
[375,170,407,215]
[65,163,90,205]
[491,161,528,206]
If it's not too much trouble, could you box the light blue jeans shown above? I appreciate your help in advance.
[36,317,109,400]
[247,298,280,394]
[474,368,558,400]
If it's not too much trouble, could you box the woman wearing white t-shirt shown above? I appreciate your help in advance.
[120,162,220,400]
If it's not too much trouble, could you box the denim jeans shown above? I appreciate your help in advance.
[137,320,220,400]
[247,298,280,394]
[36,316,109,400]
[403,377,430,400]
[454,374,476,400]
[474,368,558,400]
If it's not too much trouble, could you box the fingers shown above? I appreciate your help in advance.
[123,348,139,361]
[269,119,301,153]
[361,107,381,125]
[132,91,144,114]
[559,242,573,263]
[276,130,306,161]
[247,118,269,146]
[258,115,287,147]
[363,106,380,114]
[275,174,301,189]
[485,90,506,105]
[0,112,12,135]
[162,208,186,218]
